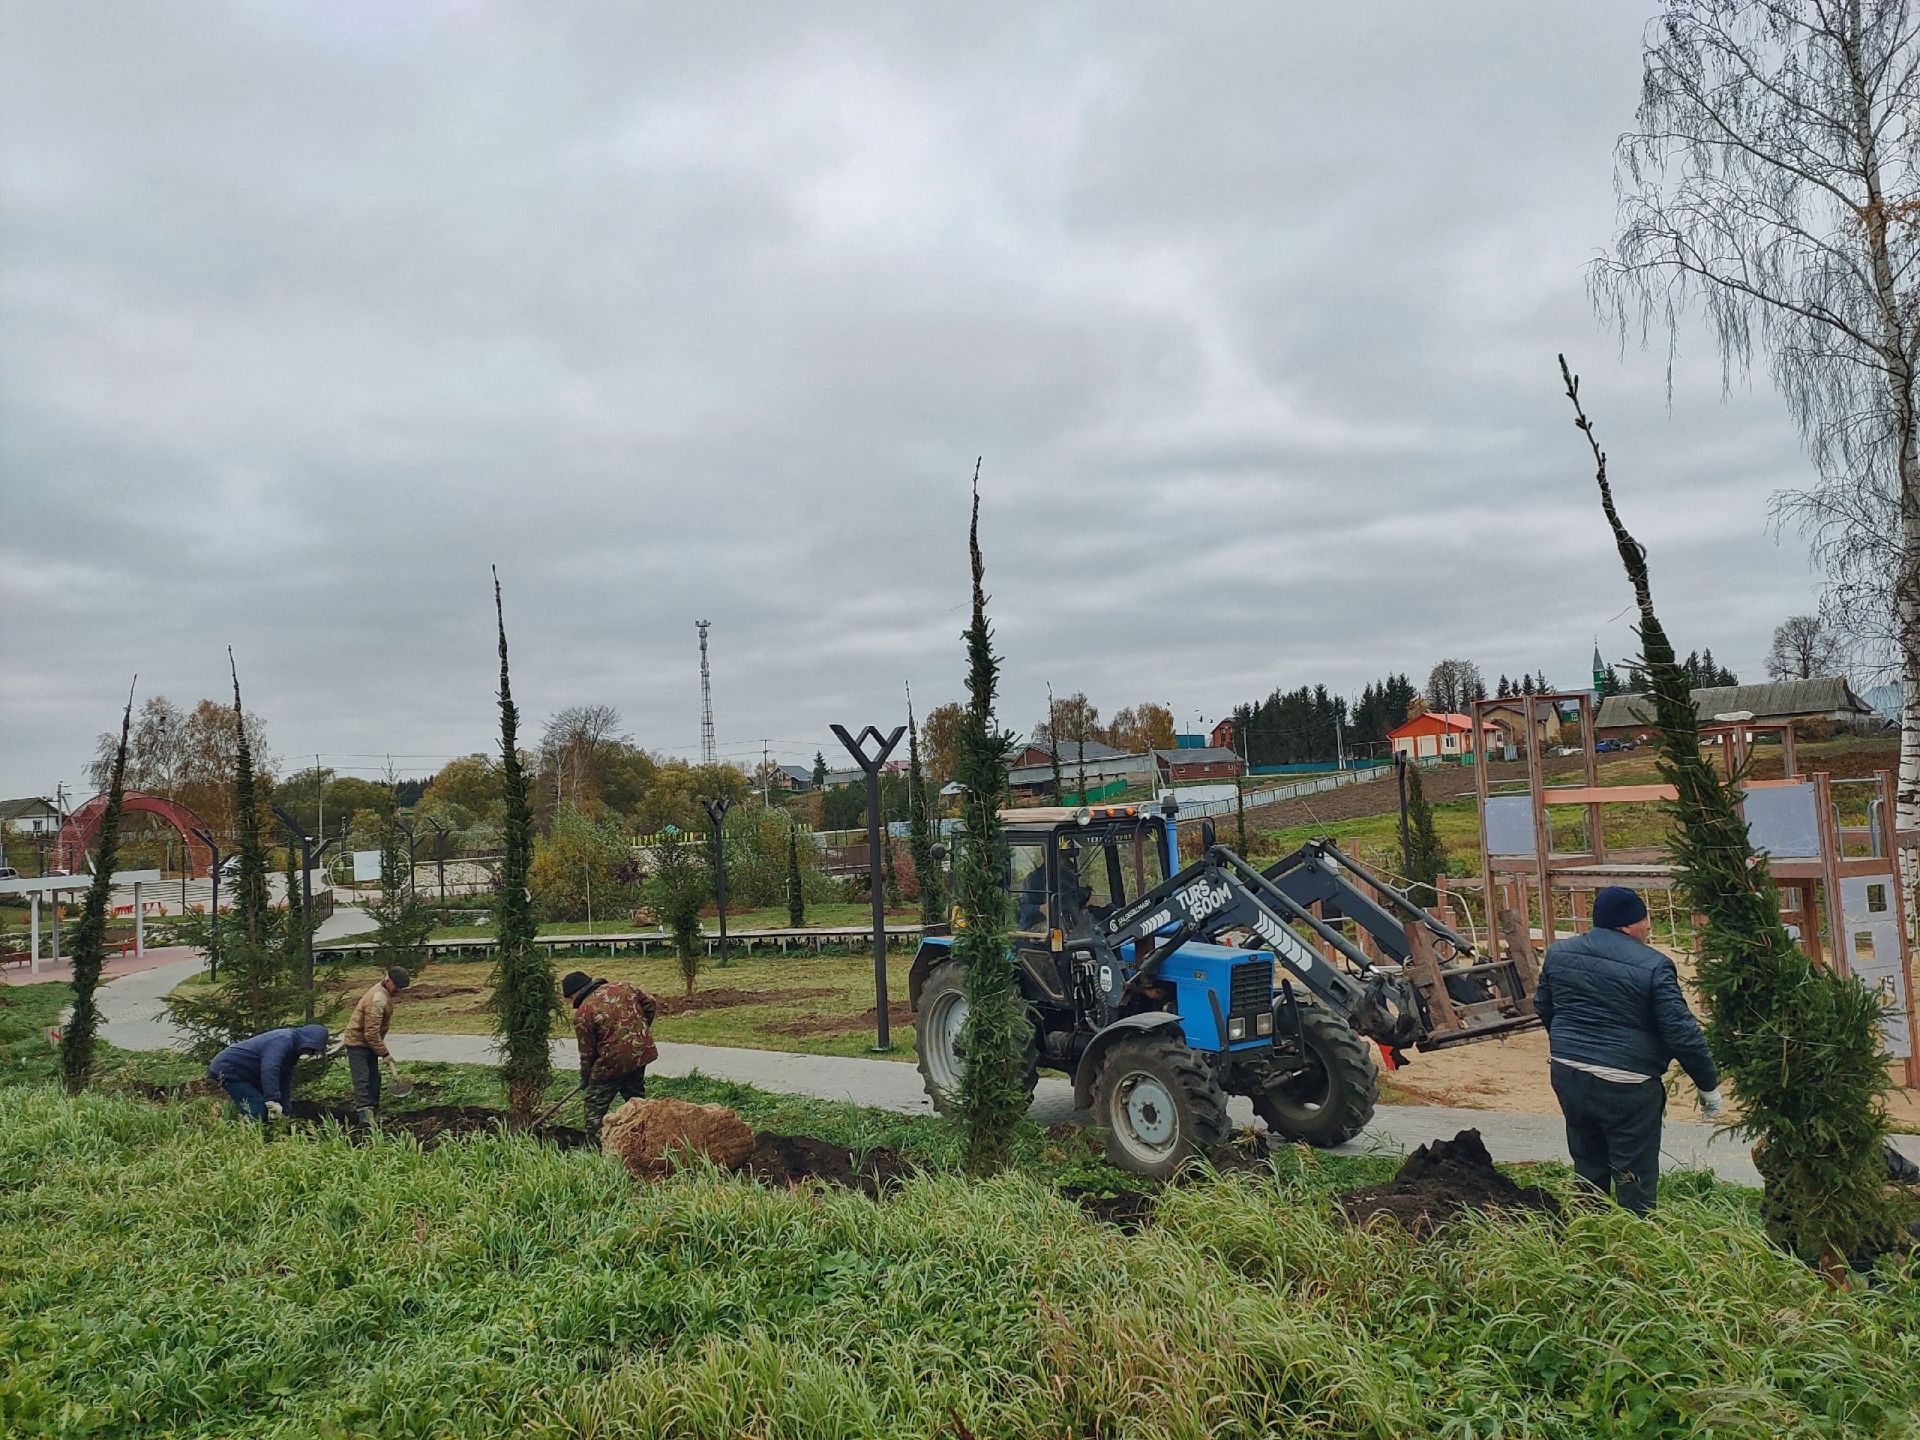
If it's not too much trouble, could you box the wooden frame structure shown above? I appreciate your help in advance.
[1472,692,1920,1087]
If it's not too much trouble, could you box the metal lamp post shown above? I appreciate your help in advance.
[190,826,223,981]
[422,817,450,902]
[832,723,905,1050]
[702,795,731,964]
[274,806,339,1024]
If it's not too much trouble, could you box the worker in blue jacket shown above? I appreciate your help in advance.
[207,1023,331,1121]
[1534,886,1721,1214]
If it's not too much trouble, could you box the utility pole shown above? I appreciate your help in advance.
[1395,754,1413,881]
[761,740,772,804]
[1335,716,1346,772]
[274,807,338,1023]
[315,755,324,847]
[191,827,223,981]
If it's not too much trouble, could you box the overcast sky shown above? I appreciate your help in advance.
[0,2,1826,799]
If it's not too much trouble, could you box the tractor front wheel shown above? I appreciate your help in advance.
[1253,1004,1377,1147]
[913,960,1036,1114]
[1092,1035,1230,1180]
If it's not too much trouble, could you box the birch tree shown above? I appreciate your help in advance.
[1593,0,1920,842]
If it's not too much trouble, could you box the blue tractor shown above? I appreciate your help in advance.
[910,804,1538,1177]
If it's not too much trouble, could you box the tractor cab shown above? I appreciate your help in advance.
[1001,804,1172,946]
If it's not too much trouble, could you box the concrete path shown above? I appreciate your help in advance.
[85,954,1874,1187]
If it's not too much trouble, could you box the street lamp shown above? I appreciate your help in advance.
[832,722,906,1050]
[274,807,340,1024]
[190,826,223,981]
[702,795,732,965]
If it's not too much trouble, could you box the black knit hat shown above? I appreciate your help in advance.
[562,970,592,1001]
[387,966,411,989]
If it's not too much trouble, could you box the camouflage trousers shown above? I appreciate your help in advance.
[583,1068,648,1145]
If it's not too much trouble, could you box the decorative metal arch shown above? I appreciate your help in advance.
[55,791,216,876]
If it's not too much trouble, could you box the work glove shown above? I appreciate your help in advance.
[385,1055,400,1075]
[1696,1086,1724,1117]
[264,1101,285,1121]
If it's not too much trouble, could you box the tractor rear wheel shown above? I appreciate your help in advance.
[1092,1035,1230,1181]
[913,960,1037,1114]
[1253,1004,1377,1147]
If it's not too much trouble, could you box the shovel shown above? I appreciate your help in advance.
[387,1071,416,1100]
[520,1087,582,1131]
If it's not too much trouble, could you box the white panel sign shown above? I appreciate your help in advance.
[352,849,383,883]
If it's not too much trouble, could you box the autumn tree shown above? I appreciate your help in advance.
[1031,691,1099,751]
[490,571,552,1118]
[61,683,134,1093]
[1595,0,1920,860]
[1768,614,1845,680]
[539,703,629,816]
[1425,659,1485,713]
[1105,702,1178,753]
[920,701,965,785]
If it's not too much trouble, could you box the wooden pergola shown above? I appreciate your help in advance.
[1472,693,1920,1088]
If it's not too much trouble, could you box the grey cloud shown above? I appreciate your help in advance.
[1,1,1825,795]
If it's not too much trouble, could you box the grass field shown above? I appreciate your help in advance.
[5,1079,1917,1438]
[176,947,930,1061]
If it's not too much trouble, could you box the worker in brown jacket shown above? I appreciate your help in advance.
[562,970,659,1144]
[344,966,411,1123]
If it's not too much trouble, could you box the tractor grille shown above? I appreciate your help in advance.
[1229,960,1272,1019]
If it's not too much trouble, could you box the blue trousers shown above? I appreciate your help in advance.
[220,1076,268,1121]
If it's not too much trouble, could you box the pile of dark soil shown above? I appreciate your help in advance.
[283,1100,590,1151]
[735,1131,911,1199]
[765,999,913,1037]
[653,986,838,1017]
[1059,1186,1157,1232]
[1335,1129,1561,1237]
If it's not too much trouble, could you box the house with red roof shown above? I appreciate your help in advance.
[1388,711,1481,762]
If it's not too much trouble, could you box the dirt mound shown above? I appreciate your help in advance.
[1060,1186,1157,1231]
[601,1096,757,1177]
[1336,1129,1561,1236]
[737,1131,910,1198]
[282,1100,589,1150]
[766,999,913,1037]
[653,985,838,1017]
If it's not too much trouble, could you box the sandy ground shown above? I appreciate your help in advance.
[1390,942,1920,1131]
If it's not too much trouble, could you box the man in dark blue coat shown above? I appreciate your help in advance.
[1534,887,1721,1214]
[207,1023,330,1121]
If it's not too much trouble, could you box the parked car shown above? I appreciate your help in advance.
[0,866,18,881]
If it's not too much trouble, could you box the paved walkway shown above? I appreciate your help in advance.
[83,954,1859,1187]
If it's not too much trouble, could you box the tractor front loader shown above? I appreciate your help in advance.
[911,805,1539,1177]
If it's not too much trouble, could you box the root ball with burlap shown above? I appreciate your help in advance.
[600,1097,756,1178]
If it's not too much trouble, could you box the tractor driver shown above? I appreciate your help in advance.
[1016,856,1050,930]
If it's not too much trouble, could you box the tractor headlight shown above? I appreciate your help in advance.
[1255,1012,1273,1036]
[1227,1017,1247,1041]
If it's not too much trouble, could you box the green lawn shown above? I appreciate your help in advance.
[177,947,928,1062]
[6,1078,1916,1437]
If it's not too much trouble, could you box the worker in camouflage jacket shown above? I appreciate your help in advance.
[562,970,660,1144]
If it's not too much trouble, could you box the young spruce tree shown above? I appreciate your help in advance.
[1404,763,1447,908]
[906,688,944,927]
[489,570,553,1118]
[60,682,135,1093]
[650,832,710,998]
[786,821,806,928]
[1563,357,1898,1266]
[953,462,1030,1173]
[165,656,317,1052]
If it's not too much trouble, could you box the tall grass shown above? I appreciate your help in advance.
[2,1086,1914,1438]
